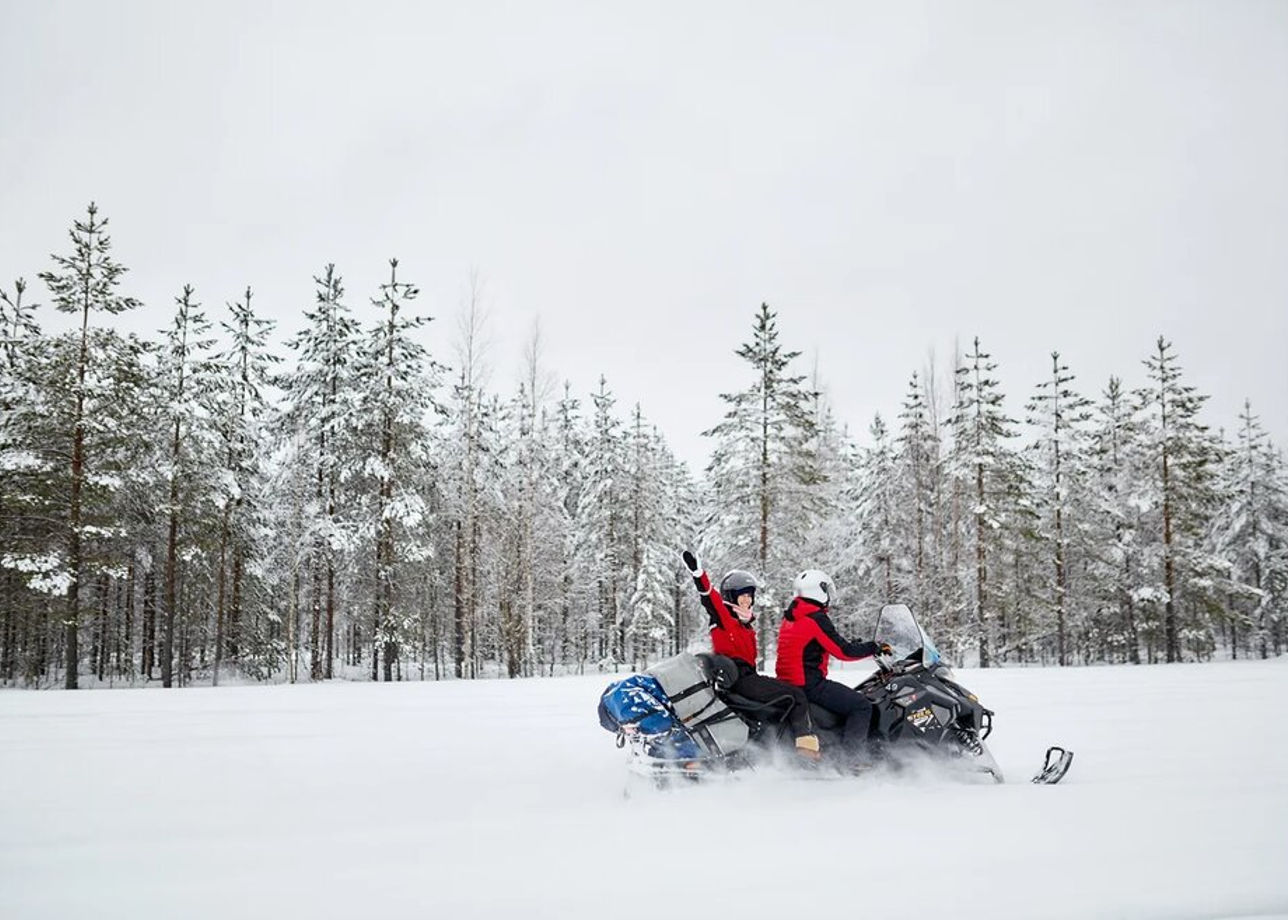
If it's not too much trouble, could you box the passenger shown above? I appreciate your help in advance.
[681,550,820,760]
[774,569,892,762]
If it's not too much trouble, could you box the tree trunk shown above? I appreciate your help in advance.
[453,518,465,678]
[63,286,94,690]
[213,509,230,686]
[162,416,181,688]
[325,561,335,679]
[975,459,989,668]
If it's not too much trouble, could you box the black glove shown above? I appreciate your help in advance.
[681,550,700,574]
[876,642,894,657]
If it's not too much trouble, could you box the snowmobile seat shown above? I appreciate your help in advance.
[720,691,796,724]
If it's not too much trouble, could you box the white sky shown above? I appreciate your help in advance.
[3,1,1286,469]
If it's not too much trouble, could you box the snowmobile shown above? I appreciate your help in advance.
[599,603,1073,788]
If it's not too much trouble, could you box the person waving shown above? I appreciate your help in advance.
[681,550,819,760]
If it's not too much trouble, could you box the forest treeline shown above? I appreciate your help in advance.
[1,205,1284,688]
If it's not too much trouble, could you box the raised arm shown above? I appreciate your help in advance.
[681,550,731,630]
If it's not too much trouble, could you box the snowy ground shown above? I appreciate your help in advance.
[3,657,1287,920]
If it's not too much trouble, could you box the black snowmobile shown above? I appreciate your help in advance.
[604,603,1072,787]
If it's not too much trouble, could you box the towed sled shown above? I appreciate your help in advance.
[598,603,1073,789]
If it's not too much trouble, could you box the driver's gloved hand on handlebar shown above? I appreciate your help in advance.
[876,642,894,657]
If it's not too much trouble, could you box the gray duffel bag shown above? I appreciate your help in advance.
[646,652,749,757]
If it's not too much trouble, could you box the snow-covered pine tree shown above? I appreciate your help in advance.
[1134,337,1226,662]
[499,324,562,678]
[1212,400,1288,658]
[523,402,574,677]
[280,264,361,679]
[796,378,855,609]
[848,414,901,608]
[210,287,279,684]
[1085,376,1148,662]
[551,382,586,670]
[893,371,945,631]
[156,284,219,687]
[576,376,627,669]
[0,279,40,370]
[946,337,1021,667]
[438,277,494,678]
[351,259,443,681]
[931,348,973,655]
[623,408,682,669]
[702,302,817,666]
[1025,352,1094,665]
[656,433,700,656]
[0,278,42,683]
[37,204,141,688]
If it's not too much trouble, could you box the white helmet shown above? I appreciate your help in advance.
[793,569,833,605]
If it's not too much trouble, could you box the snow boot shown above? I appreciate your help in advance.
[795,734,822,762]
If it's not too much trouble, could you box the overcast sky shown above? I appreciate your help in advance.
[3,1,1285,470]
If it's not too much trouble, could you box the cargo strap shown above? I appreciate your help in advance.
[666,680,726,727]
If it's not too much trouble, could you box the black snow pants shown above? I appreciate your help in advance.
[805,678,873,754]
[731,661,814,737]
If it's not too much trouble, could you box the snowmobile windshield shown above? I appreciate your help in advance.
[873,604,942,666]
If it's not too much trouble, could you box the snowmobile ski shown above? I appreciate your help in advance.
[1031,746,1074,784]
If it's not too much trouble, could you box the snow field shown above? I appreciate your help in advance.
[2,657,1287,919]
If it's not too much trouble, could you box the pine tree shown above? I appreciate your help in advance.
[157,284,218,687]
[211,287,278,684]
[551,382,586,670]
[849,414,901,605]
[1134,338,1226,662]
[37,204,141,688]
[1213,400,1288,658]
[946,337,1021,667]
[893,372,939,619]
[1086,376,1146,663]
[439,276,492,678]
[1025,352,1093,665]
[281,264,361,680]
[352,258,443,681]
[703,303,816,665]
[576,376,626,669]
[0,279,42,683]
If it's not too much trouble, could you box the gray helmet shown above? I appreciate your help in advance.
[719,569,758,606]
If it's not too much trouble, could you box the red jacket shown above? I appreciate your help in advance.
[775,597,877,687]
[689,570,757,666]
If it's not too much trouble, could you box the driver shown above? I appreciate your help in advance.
[681,550,820,761]
[774,569,892,764]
